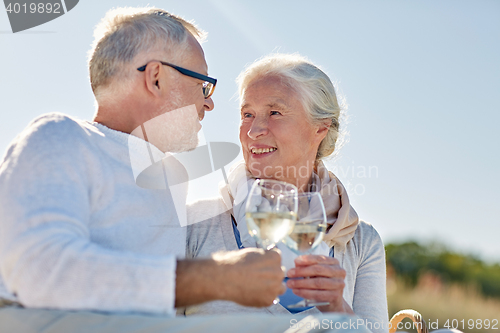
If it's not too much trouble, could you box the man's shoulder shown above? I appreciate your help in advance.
[0,113,101,167]
[26,113,96,139]
[12,113,102,152]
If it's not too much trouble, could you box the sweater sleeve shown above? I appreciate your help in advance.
[351,221,389,333]
[0,115,176,314]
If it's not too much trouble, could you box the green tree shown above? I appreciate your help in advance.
[385,241,500,298]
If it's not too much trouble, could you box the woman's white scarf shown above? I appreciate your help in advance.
[219,160,359,258]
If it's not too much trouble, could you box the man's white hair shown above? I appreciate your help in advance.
[237,53,346,160]
[88,7,206,102]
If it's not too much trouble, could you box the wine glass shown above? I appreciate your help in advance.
[245,179,298,250]
[282,192,329,308]
[245,179,298,304]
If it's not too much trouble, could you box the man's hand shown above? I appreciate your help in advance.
[175,248,285,308]
[286,254,354,314]
[212,248,286,307]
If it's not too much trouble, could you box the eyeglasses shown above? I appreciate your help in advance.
[137,61,217,99]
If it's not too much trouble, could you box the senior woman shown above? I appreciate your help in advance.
[184,54,388,333]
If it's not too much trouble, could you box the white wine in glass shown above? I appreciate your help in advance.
[283,192,329,308]
[245,179,298,250]
[286,221,327,254]
[245,179,298,304]
[246,211,297,250]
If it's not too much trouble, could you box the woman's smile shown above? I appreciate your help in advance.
[239,75,327,188]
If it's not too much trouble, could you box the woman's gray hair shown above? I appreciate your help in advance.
[88,7,206,100]
[237,53,346,160]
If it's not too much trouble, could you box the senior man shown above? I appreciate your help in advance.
[0,7,370,333]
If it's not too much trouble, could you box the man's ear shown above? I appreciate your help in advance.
[143,62,163,97]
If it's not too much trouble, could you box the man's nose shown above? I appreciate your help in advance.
[247,118,268,140]
[204,97,214,112]
[199,97,214,121]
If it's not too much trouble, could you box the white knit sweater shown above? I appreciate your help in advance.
[0,113,186,315]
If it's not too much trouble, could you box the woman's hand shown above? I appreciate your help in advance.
[286,254,354,314]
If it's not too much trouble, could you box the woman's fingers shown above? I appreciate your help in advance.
[287,263,346,279]
[285,254,347,309]
[286,277,345,290]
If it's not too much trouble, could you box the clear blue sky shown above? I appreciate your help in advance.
[1,1,499,261]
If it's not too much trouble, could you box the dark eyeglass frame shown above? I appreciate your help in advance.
[137,61,217,99]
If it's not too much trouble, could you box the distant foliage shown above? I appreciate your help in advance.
[385,241,500,299]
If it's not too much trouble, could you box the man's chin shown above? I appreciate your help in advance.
[182,145,197,153]
[166,138,199,154]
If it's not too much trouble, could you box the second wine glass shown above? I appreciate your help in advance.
[282,192,329,308]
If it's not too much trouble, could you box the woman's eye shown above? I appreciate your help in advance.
[270,111,282,116]
[242,113,253,118]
